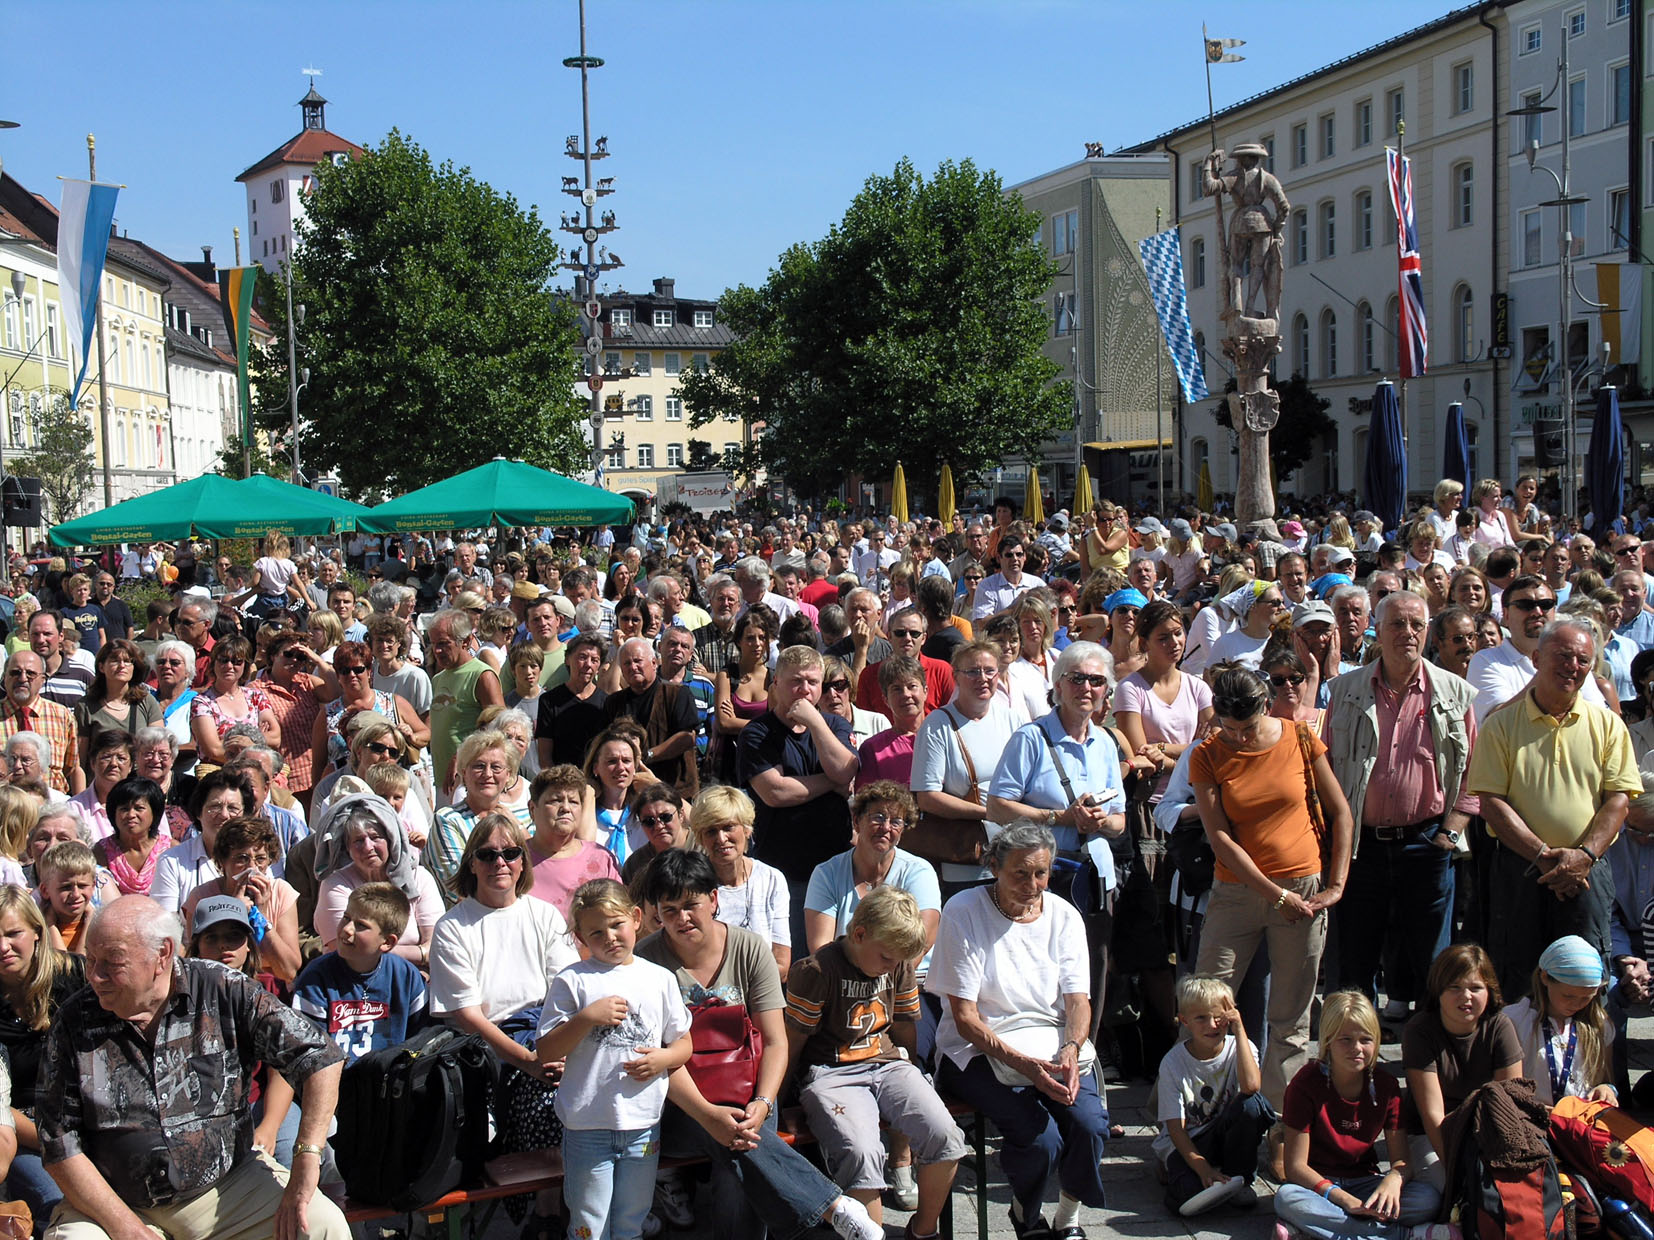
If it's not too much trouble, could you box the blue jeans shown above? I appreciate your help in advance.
[4,1152,60,1238]
[562,1124,661,1240]
[938,1053,1108,1222]
[1165,1092,1277,1205]
[1336,835,1454,1005]
[659,1105,838,1240]
[1274,1173,1441,1240]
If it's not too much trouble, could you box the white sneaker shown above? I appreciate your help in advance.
[886,1162,920,1211]
[1179,1175,1244,1217]
[653,1172,694,1227]
[827,1196,884,1240]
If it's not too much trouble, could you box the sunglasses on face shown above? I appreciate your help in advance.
[639,811,677,827]
[361,741,398,758]
[1066,672,1109,688]
[1270,674,1306,689]
[823,679,850,693]
[337,665,370,675]
[890,629,923,640]
[473,846,524,865]
[1509,597,1557,613]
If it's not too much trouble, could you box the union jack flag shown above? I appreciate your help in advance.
[1386,147,1428,378]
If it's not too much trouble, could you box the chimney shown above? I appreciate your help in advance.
[201,245,213,267]
[653,277,675,301]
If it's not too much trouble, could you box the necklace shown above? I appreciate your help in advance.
[989,885,1040,922]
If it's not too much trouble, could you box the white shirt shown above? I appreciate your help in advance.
[429,896,577,1022]
[855,546,900,586]
[972,573,1041,621]
[912,697,1018,882]
[715,858,791,949]
[1404,550,1456,572]
[1181,605,1237,677]
[1466,640,1607,724]
[739,591,799,625]
[1209,627,1270,670]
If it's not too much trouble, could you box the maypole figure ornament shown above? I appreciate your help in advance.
[1202,142,1290,522]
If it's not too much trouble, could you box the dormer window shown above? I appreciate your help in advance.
[653,309,673,327]
[611,309,632,328]
[694,309,714,329]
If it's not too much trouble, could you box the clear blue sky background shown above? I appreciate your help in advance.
[4,0,1453,300]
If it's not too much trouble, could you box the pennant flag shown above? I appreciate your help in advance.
[1597,262,1642,366]
[56,179,121,411]
[217,266,259,446]
[1205,34,1245,63]
[1385,148,1428,378]
[1138,226,1210,403]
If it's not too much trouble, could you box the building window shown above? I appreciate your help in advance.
[46,303,59,358]
[1568,199,1587,257]
[1454,284,1475,362]
[1522,210,1543,267]
[653,309,673,328]
[694,310,714,329]
[633,352,651,376]
[1193,330,1207,391]
[1191,162,1205,200]
[1453,162,1474,227]
[270,179,284,203]
[1355,190,1374,250]
[1613,0,1631,20]
[1293,209,1308,265]
[1611,188,1631,248]
[1387,88,1405,136]
[637,444,654,468]
[1521,23,1542,54]
[1320,113,1335,160]
[1451,62,1473,114]
[1318,202,1335,258]
[1292,313,1309,375]
[1,297,16,350]
[20,299,34,353]
[634,395,653,420]
[664,352,681,376]
[1191,236,1206,288]
[1051,209,1078,256]
[1320,309,1338,378]
[666,396,683,421]
[666,443,683,468]
[692,352,709,373]
[1569,8,1586,36]
[611,308,632,328]
[1357,301,1376,372]
[603,351,621,376]
[1262,135,1275,172]
[1569,76,1587,136]
[605,444,625,469]
[1356,100,1372,147]
[1054,291,1076,336]
[1385,296,1401,370]
[1612,63,1632,125]
[723,444,741,470]
[1520,90,1543,149]
[1292,124,1307,167]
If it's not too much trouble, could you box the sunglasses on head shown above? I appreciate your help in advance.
[473,846,524,865]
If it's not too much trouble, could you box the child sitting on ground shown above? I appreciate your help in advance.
[1275,990,1449,1240]
[1503,934,1617,1106]
[538,879,693,1240]
[782,885,967,1240]
[1153,973,1273,1217]
[37,841,98,956]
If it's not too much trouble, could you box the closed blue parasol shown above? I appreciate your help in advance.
[1587,386,1624,536]
[1363,381,1407,535]
[1443,401,1472,495]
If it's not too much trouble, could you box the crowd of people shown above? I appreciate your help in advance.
[0,477,1649,1240]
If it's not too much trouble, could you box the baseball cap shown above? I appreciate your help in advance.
[550,595,577,621]
[1168,518,1194,542]
[192,895,252,938]
[1327,546,1356,565]
[1134,517,1167,536]
[1290,600,1335,629]
[1212,522,1238,542]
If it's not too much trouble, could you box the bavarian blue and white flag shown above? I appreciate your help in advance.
[57,179,121,410]
[1137,226,1209,403]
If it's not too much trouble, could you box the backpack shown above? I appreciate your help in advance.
[333,1025,496,1210]
[1451,1114,1570,1240]
[1550,1096,1654,1227]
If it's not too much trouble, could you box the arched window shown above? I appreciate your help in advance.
[1292,312,1309,375]
[1385,295,1401,371]
[1356,301,1375,372]
[1454,284,1475,361]
[1320,309,1338,378]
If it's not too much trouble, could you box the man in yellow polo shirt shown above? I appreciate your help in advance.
[1469,615,1642,1000]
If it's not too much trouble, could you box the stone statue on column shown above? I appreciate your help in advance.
[1202,143,1290,525]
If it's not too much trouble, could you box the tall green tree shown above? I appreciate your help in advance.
[14,391,95,523]
[679,158,1071,503]
[251,130,587,498]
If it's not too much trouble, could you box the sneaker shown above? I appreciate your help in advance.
[1382,998,1412,1022]
[827,1196,883,1240]
[1179,1175,1244,1217]
[887,1161,920,1211]
[653,1172,694,1228]
[640,1211,663,1239]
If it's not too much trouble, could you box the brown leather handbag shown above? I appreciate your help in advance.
[906,707,989,866]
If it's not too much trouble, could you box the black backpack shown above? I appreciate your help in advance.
[333,1025,496,1210]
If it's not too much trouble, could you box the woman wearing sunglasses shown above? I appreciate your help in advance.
[309,640,427,783]
[189,636,281,768]
[1262,648,1325,732]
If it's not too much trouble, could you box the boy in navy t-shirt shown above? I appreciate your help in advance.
[292,882,428,1060]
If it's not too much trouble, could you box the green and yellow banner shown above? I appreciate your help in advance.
[217,266,259,444]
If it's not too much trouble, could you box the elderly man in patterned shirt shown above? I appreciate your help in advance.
[38,897,348,1240]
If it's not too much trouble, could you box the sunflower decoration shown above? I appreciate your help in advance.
[1604,1138,1632,1168]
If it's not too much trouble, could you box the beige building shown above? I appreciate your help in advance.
[591,277,741,505]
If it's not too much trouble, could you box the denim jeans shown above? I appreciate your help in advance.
[562,1125,662,1240]
[938,1053,1108,1222]
[1274,1172,1441,1240]
[5,1152,61,1238]
[659,1105,839,1240]
[1164,1092,1277,1205]
[1336,836,1454,1005]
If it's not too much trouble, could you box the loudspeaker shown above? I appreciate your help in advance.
[1533,419,1566,467]
[2,476,43,528]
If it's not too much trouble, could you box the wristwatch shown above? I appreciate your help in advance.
[1044,809,1057,828]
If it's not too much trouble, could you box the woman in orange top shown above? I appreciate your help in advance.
[1189,665,1352,1124]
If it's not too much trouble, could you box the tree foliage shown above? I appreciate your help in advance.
[251,130,587,498]
[1215,372,1336,483]
[15,391,95,523]
[212,432,287,481]
[679,158,1071,504]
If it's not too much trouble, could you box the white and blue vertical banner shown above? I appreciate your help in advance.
[57,179,121,410]
[1137,225,1209,403]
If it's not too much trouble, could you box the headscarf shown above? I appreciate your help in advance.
[1217,579,1272,621]
[1537,935,1605,988]
[311,790,421,901]
[1103,588,1149,613]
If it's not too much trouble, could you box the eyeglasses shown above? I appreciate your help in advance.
[1265,596,1286,609]
[1056,605,1077,616]
[823,679,850,693]
[959,666,997,679]
[864,812,907,829]
[964,574,985,583]
[1509,597,1557,613]
[361,740,398,758]
[1066,672,1110,689]
[473,846,524,865]
[4,670,39,681]
[337,665,370,675]
[216,656,246,666]
[639,811,677,827]
[1269,674,1307,689]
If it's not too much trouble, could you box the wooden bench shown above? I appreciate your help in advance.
[329,1096,991,1240]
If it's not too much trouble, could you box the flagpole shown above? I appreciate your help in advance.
[1394,118,1408,476]
[88,135,112,509]
[1202,24,1218,153]
[1155,207,1166,516]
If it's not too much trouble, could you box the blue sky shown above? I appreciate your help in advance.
[4,0,1454,300]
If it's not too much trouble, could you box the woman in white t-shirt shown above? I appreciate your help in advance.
[688,785,792,981]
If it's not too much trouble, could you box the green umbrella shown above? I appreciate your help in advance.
[50,473,368,547]
[357,457,634,534]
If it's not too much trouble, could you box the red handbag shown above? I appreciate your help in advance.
[686,998,763,1108]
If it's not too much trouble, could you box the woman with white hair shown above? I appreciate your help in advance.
[150,639,199,773]
[4,734,66,803]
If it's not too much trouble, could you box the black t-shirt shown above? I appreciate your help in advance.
[736,709,853,880]
[922,626,964,663]
[97,597,135,642]
[0,960,86,1114]
[536,684,609,768]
